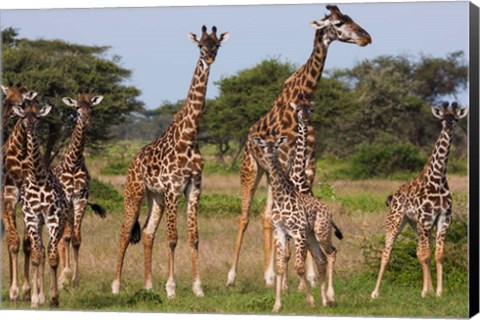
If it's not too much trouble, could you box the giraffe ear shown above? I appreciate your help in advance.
[431,106,443,119]
[456,107,469,119]
[11,105,25,118]
[62,97,77,107]
[23,91,38,101]
[219,32,230,44]
[39,104,53,118]
[1,85,10,96]
[310,19,329,30]
[188,32,199,44]
[91,95,104,106]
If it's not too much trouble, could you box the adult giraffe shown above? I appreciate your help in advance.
[227,4,372,287]
[112,25,229,299]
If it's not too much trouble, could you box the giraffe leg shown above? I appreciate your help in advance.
[314,220,337,306]
[25,212,42,308]
[142,191,164,290]
[37,234,46,306]
[2,188,21,301]
[185,175,204,297]
[371,209,407,299]
[306,232,328,306]
[112,168,145,295]
[227,151,262,287]
[71,199,87,287]
[22,228,32,301]
[282,239,291,291]
[46,211,65,307]
[293,235,315,308]
[304,252,317,289]
[416,221,433,298]
[58,223,72,288]
[435,212,452,297]
[272,227,287,313]
[263,184,275,287]
[165,191,181,299]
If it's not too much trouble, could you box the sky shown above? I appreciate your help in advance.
[0,1,472,109]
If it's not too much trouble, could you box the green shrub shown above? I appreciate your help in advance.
[88,178,124,213]
[361,213,468,289]
[350,134,426,179]
[100,159,131,176]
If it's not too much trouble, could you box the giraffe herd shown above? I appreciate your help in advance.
[0,4,470,313]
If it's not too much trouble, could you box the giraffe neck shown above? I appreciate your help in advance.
[25,129,48,183]
[2,120,26,161]
[269,152,296,199]
[58,116,88,170]
[424,126,453,183]
[288,117,311,194]
[283,28,331,97]
[174,59,210,143]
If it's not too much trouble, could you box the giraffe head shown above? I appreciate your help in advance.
[11,100,52,134]
[188,25,229,65]
[62,94,104,125]
[252,134,288,164]
[289,93,314,125]
[1,85,37,129]
[432,101,468,132]
[310,5,372,47]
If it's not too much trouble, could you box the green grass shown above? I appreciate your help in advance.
[2,270,468,317]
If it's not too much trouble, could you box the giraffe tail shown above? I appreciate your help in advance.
[129,220,142,244]
[88,202,107,218]
[332,221,343,240]
[385,195,393,207]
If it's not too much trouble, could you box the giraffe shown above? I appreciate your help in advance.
[227,4,371,288]
[54,93,106,288]
[282,93,343,291]
[11,100,72,307]
[252,131,339,312]
[111,25,229,299]
[371,102,468,299]
[1,87,39,301]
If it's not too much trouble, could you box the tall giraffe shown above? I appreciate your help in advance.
[371,102,468,299]
[112,25,229,299]
[252,132,339,312]
[1,87,38,301]
[11,101,72,307]
[54,93,106,288]
[227,4,371,287]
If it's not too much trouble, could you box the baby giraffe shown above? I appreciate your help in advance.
[12,101,72,308]
[371,102,468,299]
[253,104,338,312]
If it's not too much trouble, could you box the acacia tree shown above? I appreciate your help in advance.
[2,27,144,165]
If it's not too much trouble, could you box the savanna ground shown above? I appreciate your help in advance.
[1,142,470,318]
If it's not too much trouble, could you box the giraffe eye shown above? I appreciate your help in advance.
[334,22,344,27]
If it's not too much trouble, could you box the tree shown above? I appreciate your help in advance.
[204,58,297,167]
[2,28,144,165]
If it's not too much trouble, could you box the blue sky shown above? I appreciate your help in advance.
[0,1,471,109]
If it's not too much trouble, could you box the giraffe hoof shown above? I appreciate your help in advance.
[9,286,20,301]
[50,296,59,307]
[226,269,236,287]
[112,280,121,295]
[272,303,282,313]
[327,300,337,307]
[371,291,379,299]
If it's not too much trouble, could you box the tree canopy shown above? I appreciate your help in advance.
[1,27,144,165]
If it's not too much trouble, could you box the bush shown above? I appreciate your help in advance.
[100,159,131,176]
[361,212,468,289]
[88,178,124,213]
[350,134,426,179]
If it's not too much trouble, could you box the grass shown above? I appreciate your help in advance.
[1,149,470,318]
